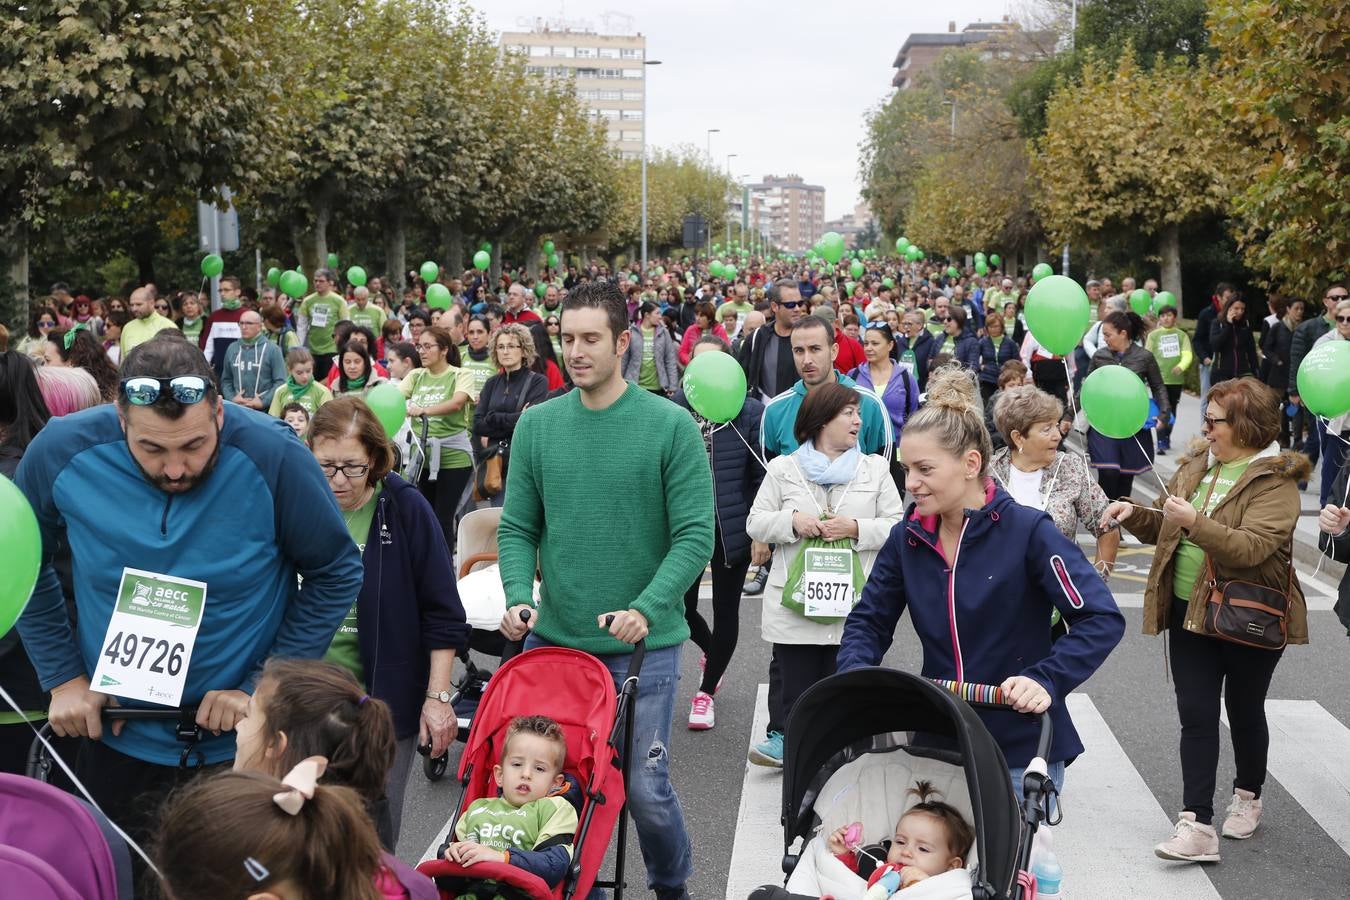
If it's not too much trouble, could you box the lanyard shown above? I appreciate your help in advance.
[789,457,863,517]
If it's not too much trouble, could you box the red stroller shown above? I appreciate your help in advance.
[417,624,645,900]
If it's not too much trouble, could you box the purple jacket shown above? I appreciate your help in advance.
[850,361,920,440]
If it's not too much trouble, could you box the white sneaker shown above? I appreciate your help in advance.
[687,691,715,730]
[1155,811,1220,862]
[1221,788,1262,839]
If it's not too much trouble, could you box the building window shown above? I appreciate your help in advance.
[597,89,622,100]
[620,47,644,59]
[621,130,642,141]
[622,90,642,101]
[575,46,596,58]
[620,68,643,79]
[599,108,621,119]
[552,45,574,57]
[598,47,620,59]
[575,67,598,78]
[529,45,549,57]
[621,109,643,121]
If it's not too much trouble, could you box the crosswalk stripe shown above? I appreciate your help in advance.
[726,684,783,900]
[1060,694,1221,897]
[1222,700,1350,857]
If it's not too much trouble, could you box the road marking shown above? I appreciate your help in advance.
[1061,694,1222,897]
[726,684,787,900]
[1222,700,1350,857]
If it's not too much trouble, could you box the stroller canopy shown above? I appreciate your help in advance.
[783,668,1021,898]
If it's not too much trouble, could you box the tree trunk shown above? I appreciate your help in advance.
[383,209,407,293]
[1159,222,1183,312]
[524,233,543,281]
[441,223,464,278]
[4,225,29,330]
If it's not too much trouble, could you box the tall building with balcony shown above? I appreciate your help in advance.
[501,28,648,160]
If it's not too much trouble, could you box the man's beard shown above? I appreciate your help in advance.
[132,423,222,494]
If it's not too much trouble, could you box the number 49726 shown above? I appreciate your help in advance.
[102,631,185,676]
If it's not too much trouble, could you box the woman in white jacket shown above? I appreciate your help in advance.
[747,380,905,766]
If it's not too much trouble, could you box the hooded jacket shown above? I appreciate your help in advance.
[355,473,470,738]
[220,336,287,406]
[849,361,920,440]
[836,482,1125,767]
[1121,442,1311,642]
[621,324,680,392]
[760,373,894,460]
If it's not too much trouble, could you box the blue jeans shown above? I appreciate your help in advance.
[525,637,693,892]
[1321,425,1349,508]
[1199,363,1212,417]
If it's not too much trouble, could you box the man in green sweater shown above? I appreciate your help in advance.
[499,280,711,900]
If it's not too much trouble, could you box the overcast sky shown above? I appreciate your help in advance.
[477,0,1030,219]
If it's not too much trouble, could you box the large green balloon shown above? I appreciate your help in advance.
[1152,290,1177,313]
[279,270,308,300]
[974,252,987,263]
[850,260,865,279]
[709,260,724,278]
[479,241,492,254]
[1128,289,1152,316]
[200,254,224,278]
[1024,275,1090,356]
[542,240,555,254]
[0,478,41,640]
[683,350,747,424]
[346,266,367,287]
[547,252,560,268]
[974,261,988,276]
[365,382,407,439]
[896,237,910,253]
[534,282,547,299]
[1081,364,1150,439]
[265,267,281,288]
[947,266,959,278]
[1031,262,1054,283]
[327,252,339,269]
[472,251,491,271]
[724,265,738,280]
[990,254,1001,267]
[425,283,451,310]
[845,281,856,296]
[1297,341,1350,418]
[419,261,440,283]
[882,277,895,289]
[820,232,846,264]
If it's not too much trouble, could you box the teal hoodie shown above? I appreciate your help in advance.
[759,373,894,459]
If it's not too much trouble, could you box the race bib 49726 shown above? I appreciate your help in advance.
[90,568,206,707]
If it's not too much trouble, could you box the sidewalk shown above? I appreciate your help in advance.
[1069,390,1344,581]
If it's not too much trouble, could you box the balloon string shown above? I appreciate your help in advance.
[1311,444,1350,581]
[0,683,163,879]
[1318,417,1350,446]
[1134,434,1172,497]
[716,421,770,472]
[1062,358,1078,424]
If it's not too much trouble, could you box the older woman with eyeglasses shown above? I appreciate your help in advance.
[307,395,468,847]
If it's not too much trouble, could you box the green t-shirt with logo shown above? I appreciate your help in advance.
[347,303,385,335]
[268,379,333,417]
[399,366,474,468]
[459,353,497,403]
[1146,326,1193,386]
[180,317,204,343]
[324,483,382,682]
[940,336,956,356]
[1172,458,1254,598]
[453,794,578,856]
[638,326,660,390]
[300,292,350,354]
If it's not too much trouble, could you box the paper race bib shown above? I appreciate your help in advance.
[901,349,918,380]
[90,568,206,707]
[802,547,856,617]
[310,304,330,328]
[1158,334,1180,357]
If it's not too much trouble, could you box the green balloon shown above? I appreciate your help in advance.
[882,277,895,289]
[1024,275,1090,356]
[974,261,988,276]
[479,241,492,253]
[327,252,339,269]
[200,254,224,278]
[682,349,747,424]
[265,267,281,288]
[990,254,1001,267]
[548,253,560,268]
[947,266,959,278]
[974,252,987,263]
[820,232,846,264]
[897,237,910,252]
[915,251,925,261]
[534,283,547,299]
[0,477,41,640]
[279,270,308,300]
[724,265,738,280]
[425,283,452,309]
[1081,364,1150,438]
[628,274,638,283]
[1297,341,1350,418]
[419,261,439,283]
[1032,262,1054,283]
[709,260,725,278]
[365,382,407,439]
[1152,290,1177,313]
[850,260,865,278]
[346,266,367,287]
[845,281,856,296]
[473,251,491,271]
[542,240,555,254]
[1129,289,1152,316]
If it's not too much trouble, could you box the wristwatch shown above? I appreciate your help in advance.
[426,690,452,703]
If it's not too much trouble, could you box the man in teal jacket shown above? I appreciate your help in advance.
[759,315,894,459]
[15,333,362,844]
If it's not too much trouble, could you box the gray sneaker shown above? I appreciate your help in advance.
[1221,788,1262,839]
[742,566,768,596]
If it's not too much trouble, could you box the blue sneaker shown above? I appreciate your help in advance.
[749,731,784,767]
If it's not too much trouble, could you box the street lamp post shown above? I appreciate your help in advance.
[705,128,719,258]
[725,152,738,247]
[640,59,663,277]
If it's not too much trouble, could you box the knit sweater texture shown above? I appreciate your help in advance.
[498,383,713,653]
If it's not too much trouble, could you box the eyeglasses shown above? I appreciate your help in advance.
[1327,294,1349,302]
[1202,415,1229,429]
[779,300,804,309]
[120,375,210,406]
[864,321,891,331]
[154,304,170,312]
[416,343,439,352]
[37,321,55,329]
[1336,315,1350,324]
[319,463,370,479]
[496,343,522,351]
[934,315,951,323]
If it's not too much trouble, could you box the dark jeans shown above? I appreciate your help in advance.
[1158,384,1183,445]
[683,527,749,695]
[418,465,473,555]
[1319,427,1349,508]
[1097,469,1135,501]
[767,643,839,736]
[1168,600,1284,825]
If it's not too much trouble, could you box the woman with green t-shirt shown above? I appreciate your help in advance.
[268,347,333,417]
[1101,377,1308,864]
[401,325,474,551]
[458,316,496,403]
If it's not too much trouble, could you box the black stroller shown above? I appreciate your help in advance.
[752,668,1058,900]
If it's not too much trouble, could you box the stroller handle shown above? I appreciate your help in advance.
[602,614,646,682]
[930,679,1052,762]
[26,706,201,781]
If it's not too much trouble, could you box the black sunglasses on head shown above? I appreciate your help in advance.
[120,376,210,406]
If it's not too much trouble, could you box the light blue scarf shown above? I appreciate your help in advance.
[794,441,861,486]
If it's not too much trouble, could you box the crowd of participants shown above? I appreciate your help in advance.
[0,250,1346,897]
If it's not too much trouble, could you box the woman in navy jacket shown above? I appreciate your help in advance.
[308,396,470,847]
[977,313,1020,402]
[940,307,981,373]
[1209,295,1259,385]
[674,336,766,730]
[837,366,1124,783]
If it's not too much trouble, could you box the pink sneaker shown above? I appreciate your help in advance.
[1221,789,1262,839]
[1155,812,1220,862]
[688,691,715,730]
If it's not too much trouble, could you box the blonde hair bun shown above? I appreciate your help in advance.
[922,364,979,416]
